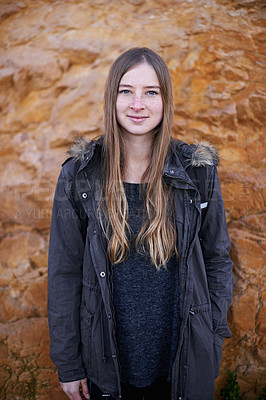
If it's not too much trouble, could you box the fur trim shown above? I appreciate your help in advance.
[68,137,96,161]
[68,136,219,167]
[190,141,219,167]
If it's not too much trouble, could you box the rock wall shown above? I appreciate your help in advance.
[0,0,265,399]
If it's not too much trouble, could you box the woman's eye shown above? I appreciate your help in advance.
[147,90,159,95]
[119,89,131,94]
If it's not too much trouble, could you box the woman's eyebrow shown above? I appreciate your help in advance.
[119,84,161,88]
[145,85,161,89]
[119,84,133,88]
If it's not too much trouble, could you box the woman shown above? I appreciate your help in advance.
[48,47,233,400]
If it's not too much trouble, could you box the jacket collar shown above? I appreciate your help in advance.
[68,135,218,179]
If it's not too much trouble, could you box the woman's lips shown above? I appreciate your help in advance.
[128,115,149,123]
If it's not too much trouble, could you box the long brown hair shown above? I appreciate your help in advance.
[100,47,176,269]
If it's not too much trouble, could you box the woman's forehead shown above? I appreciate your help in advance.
[120,63,160,86]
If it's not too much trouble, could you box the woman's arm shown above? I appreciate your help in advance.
[200,166,234,338]
[47,166,87,383]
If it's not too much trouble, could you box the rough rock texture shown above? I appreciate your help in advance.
[0,0,265,399]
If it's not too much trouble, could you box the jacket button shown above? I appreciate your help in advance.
[112,354,117,358]
[169,169,175,174]
[100,272,106,278]
[108,314,112,319]
[82,192,88,199]
[189,199,193,204]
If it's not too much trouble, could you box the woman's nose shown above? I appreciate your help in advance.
[130,95,145,110]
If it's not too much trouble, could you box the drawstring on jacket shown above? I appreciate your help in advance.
[101,301,107,363]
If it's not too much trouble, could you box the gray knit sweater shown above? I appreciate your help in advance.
[112,182,180,388]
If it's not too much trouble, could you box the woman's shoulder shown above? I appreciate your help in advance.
[67,135,104,162]
[61,136,104,178]
[170,137,219,168]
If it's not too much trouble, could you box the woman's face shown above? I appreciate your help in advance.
[116,63,163,139]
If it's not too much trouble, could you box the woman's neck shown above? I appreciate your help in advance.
[122,133,152,183]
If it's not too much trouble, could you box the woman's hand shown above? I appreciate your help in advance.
[60,378,90,400]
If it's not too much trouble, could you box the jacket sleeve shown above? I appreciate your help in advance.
[47,164,87,382]
[200,166,234,339]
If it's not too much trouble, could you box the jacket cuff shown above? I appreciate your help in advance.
[58,368,87,383]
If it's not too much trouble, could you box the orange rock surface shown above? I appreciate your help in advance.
[0,0,265,399]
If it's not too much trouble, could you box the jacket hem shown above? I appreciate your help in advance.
[58,368,87,383]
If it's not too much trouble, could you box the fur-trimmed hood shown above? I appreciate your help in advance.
[189,141,219,167]
[68,136,219,168]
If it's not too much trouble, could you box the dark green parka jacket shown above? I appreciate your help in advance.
[48,136,234,400]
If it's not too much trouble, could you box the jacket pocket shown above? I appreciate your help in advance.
[80,298,118,391]
[80,301,98,380]
[213,333,224,379]
[186,306,215,400]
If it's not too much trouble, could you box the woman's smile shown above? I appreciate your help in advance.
[127,115,149,123]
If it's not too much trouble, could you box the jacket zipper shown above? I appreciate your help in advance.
[83,166,122,398]
[178,336,185,399]
[98,226,122,399]
[178,309,193,400]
